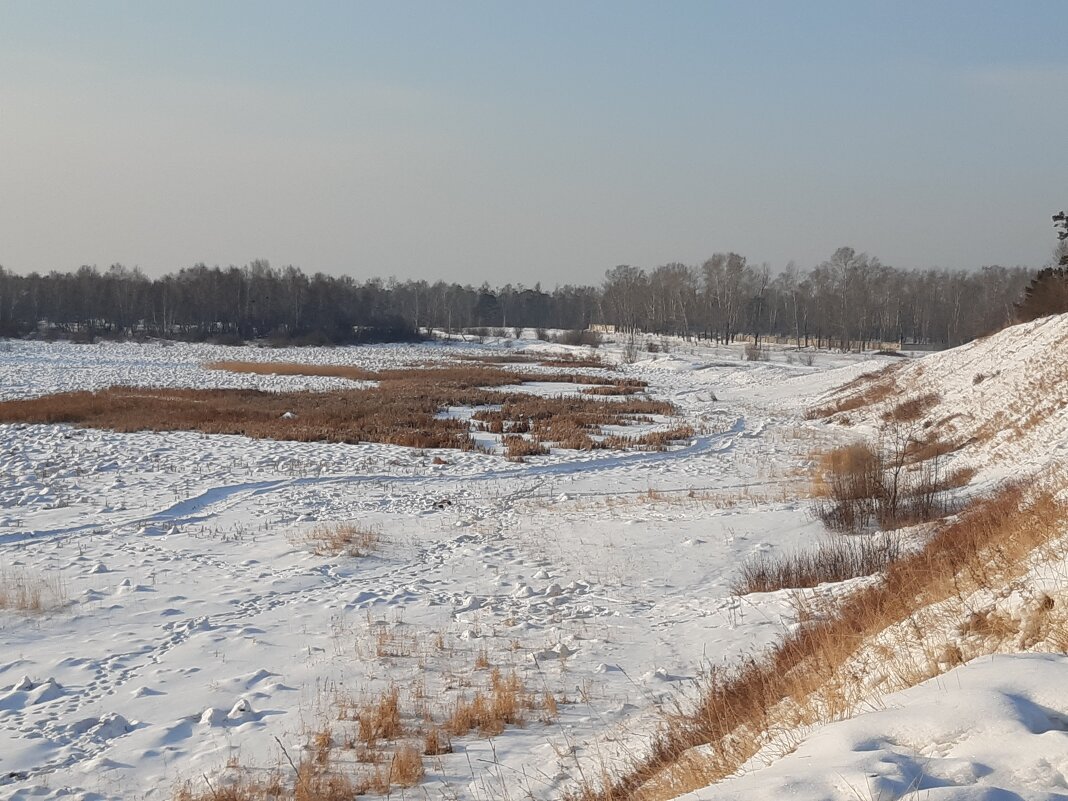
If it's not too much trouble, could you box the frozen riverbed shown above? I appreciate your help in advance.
[0,336,890,801]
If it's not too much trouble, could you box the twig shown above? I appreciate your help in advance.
[273,735,308,796]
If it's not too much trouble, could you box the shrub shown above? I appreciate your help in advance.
[744,342,769,361]
[553,329,602,347]
[812,425,953,533]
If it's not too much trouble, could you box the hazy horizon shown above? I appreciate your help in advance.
[2,2,1065,283]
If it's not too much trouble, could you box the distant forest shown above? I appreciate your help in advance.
[0,248,1034,349]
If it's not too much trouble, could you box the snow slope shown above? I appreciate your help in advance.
[810,313,1068,484]
[668,315,1068,801]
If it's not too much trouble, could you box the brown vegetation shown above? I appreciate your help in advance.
[457,353,609,369]
[444,668,554,737]
[357,686,402,746]
[811,423,962,532]
[475,395,689,453]
[804,367,900,420]
[174,661,559,800]
[0,362,689,454]
[730,533,903,595]
[205,361,377,381]
[0,568,65,614]
[503,435,550,460]
[293,524,380,557]
[882,392,940,423]
[580,384,643,396]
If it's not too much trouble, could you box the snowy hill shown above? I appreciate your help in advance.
[812,313,1068,484]
[659,317,1068,801]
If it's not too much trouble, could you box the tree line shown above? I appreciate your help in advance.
[0,248,1034,349]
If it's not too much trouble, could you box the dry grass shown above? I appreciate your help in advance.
[172,753,406,800]
[811,431,955,532]
[423,726,453,756]
[0,567,65,613]
[476,395,690,453]
[503,435,550,460]
[387,744,425,787]
[175,645,562,800]
[581,385,642,396]
[540,354,609,369]
[206,361,377,381]
[444,668,546,737]
[294,524,380,557]
[601,426,695,451]
[730,533,903,595]
[0,362,686,454]
[457,353,609,369]
[357,685,402,746]
[569,483,1067,801]
[804,368,900,420]
[882,392,940,423]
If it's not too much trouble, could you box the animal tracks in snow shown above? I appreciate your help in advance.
[0,338,870,800]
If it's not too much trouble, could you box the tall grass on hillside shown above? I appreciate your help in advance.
[569,483,1066,801]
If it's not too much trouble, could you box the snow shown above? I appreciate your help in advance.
[0,323,1065,801]
[673,654,1068,801]
[810,313,1068,486]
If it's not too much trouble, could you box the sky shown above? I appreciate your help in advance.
[1,1,1066,285]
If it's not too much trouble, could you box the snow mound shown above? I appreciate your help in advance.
[674,653,1068,801]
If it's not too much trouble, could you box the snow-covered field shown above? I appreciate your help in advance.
[1,330,1066,801]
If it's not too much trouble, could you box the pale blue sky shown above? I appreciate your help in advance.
[1,2,1065,283]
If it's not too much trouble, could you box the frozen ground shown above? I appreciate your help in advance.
[0,331,1063,801]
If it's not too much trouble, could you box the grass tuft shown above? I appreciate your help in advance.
[294,523,380,557]
[0,567,66,614]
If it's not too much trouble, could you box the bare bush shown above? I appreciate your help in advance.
[812,421,954,532]
[744,342,769,362]
[553,329,602,347]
